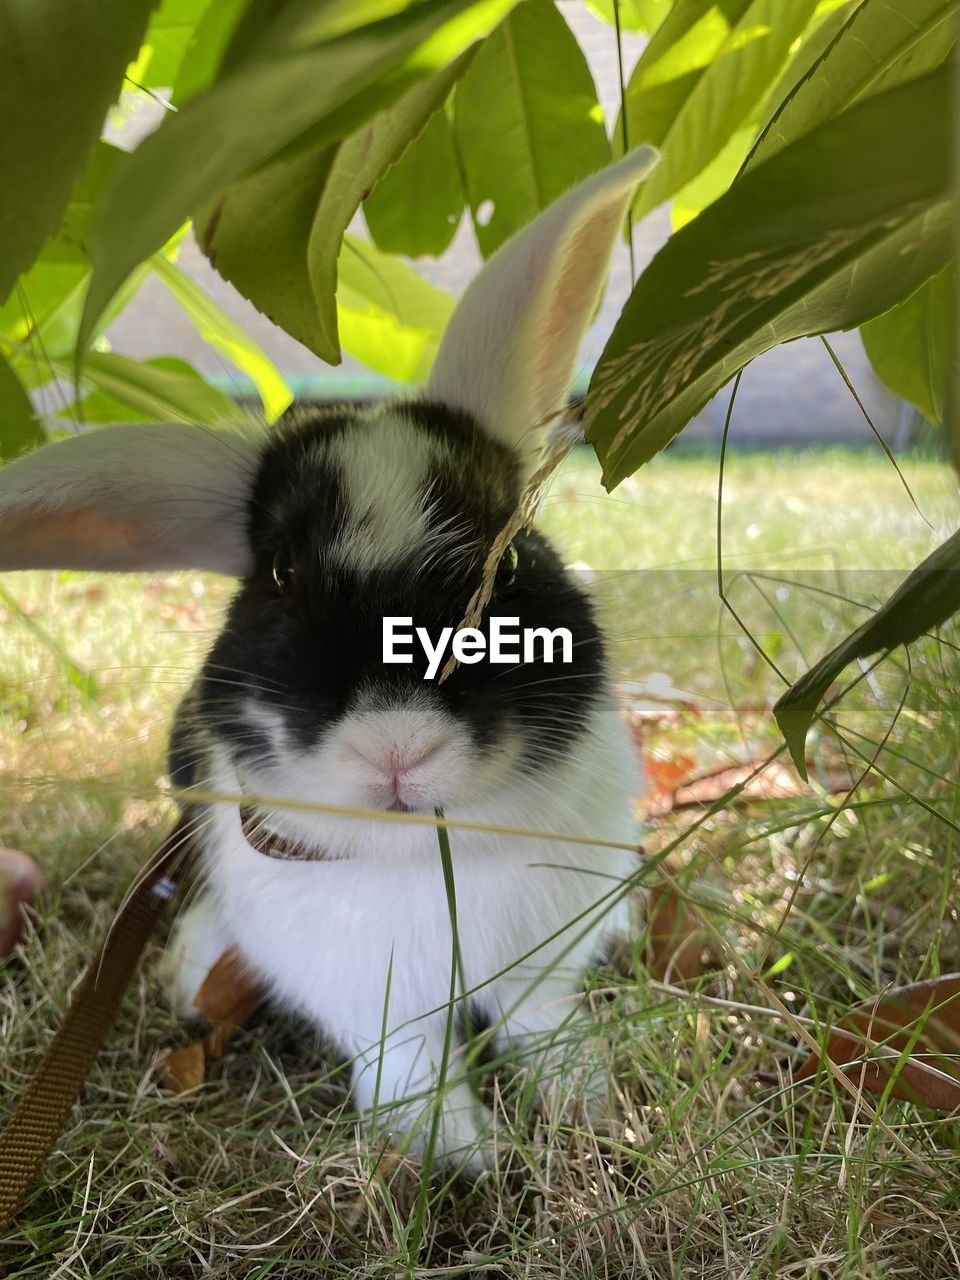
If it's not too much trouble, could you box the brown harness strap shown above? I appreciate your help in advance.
[0,820,196,1233]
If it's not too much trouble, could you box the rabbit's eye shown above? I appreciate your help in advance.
[272,553,295,593]
[496,541,518,589]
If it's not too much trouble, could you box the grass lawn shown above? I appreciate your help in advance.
[1,445,958,1278]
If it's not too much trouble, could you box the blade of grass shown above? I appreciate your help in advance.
[404,808,463,1271]
[0,581,97,702]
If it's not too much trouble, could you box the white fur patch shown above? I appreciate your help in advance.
[330,415,432,573]
[325,411,475,576]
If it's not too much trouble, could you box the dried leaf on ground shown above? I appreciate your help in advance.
[193,944,263,1057]
[645,752,696,805]
[646,881,712,982]
[156,1040,205,1093]
[156,945,264,1093]
[647,757,878,818]
[785,975,960,1113]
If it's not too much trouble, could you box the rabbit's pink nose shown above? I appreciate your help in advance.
[348,737,448,778]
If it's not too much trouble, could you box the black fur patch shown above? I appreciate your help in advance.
[171,401,606,790]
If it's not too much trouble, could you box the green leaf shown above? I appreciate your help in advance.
[774,527,960,776]
[78,353,242,426]
[2,262,153,395]
[128,0,217,90]
[297,56,467,360]
[197,147,339,362]
[584,66,955,489]
[364,108,464,257]
[668,0,857,228]
[80,0,519,355]
[747,0,959,170]
[755,0,858,131]
[0,144,126,373]
[616,0,819,220]
[454,0,610,257]
[216,0,425,72]
[584,0,671,33]
[197,58,467,363]
[337,234,455,382]
[0,0,157,304]
[0,351,40,461]
[670,124,755,230]
[861,265,957,428]
[172,0,249,103]
[150,254,292,422]
[58,355,231,425]
[0,265,88,362]
[296,0,426,40]
[42,144,125,267]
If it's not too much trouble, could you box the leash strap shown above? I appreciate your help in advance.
[0,820,195,1232]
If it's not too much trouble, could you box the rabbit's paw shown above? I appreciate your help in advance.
[430,1084,504,1175]
[371,1077,503,1177]
[158,896,234,1020]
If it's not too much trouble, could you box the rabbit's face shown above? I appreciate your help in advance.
[189,400,606,819]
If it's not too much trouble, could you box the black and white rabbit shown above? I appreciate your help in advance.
[0,146,656,1171]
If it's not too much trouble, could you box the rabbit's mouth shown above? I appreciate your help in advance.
[238,806,349,862]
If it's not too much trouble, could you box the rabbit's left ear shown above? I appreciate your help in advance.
[427,145,657,470]
[0,421,263,575]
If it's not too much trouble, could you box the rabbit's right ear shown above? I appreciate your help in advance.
[427,146,657,474]
[0,422,264,575]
